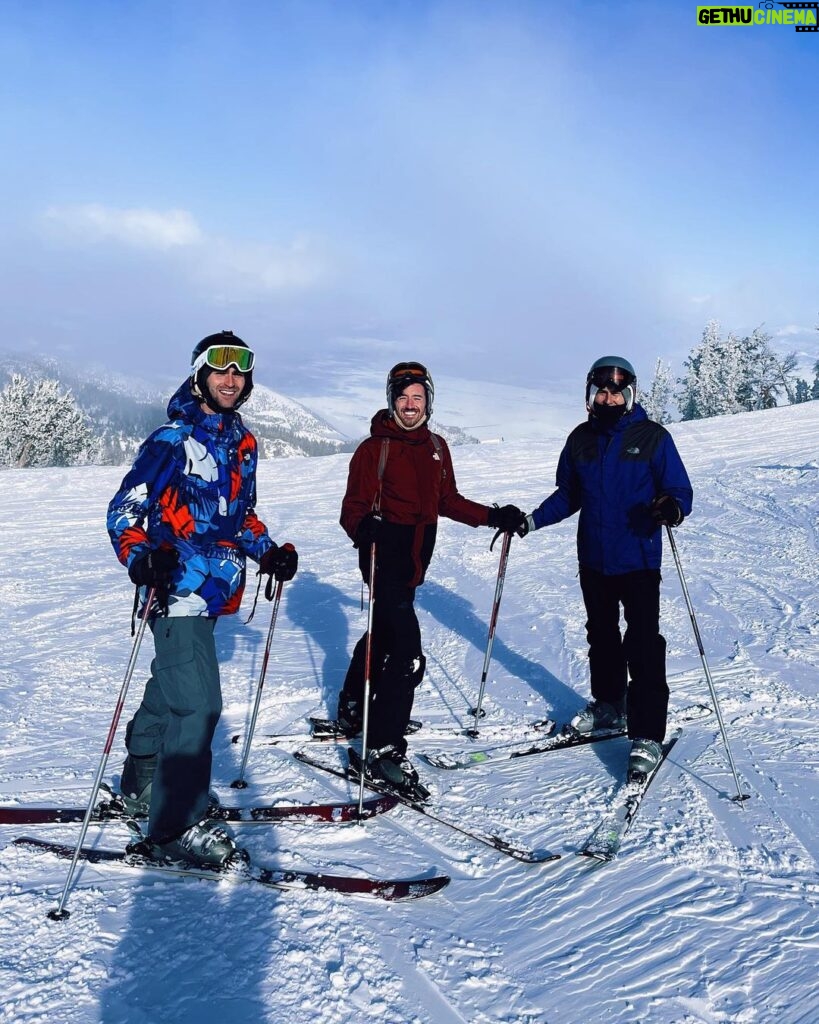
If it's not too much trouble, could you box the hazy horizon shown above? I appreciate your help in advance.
[1,1,817,389]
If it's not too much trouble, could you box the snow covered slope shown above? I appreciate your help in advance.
[0,400,817,1024]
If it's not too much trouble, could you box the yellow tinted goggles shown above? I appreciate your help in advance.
[198,344,255,373]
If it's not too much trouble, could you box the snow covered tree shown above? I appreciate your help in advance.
[793,378,810,403]
[679,322,801,419]
[0,374,96,467]
[641,358,673,423]
[678,321,745,420]
[735,328,797,409]
[811,358,819,401]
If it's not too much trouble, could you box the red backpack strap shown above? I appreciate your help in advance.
[429,432,447,479]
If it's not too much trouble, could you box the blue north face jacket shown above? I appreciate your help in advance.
[531,404,693,575]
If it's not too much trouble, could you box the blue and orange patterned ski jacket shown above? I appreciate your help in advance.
[107,380,273,617]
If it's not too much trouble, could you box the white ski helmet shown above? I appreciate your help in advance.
[190,330,254,409]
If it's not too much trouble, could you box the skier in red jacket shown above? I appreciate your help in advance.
[338,361,524,798]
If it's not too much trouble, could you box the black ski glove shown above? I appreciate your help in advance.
[259,542,299,582]
[355,512,383,548]
[487,504,528,537]
[128,548,180,588]
[650,494,684,527]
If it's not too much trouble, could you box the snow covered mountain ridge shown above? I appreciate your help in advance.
[0,353,488,463]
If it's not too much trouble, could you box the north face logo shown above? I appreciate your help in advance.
[626,446,640,455]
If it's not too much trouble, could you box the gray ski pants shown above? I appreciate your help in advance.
[126,616,221,842]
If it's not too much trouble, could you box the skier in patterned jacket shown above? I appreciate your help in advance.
[107,331,298,867]
[336,360,525,798]
[511,356,693,783]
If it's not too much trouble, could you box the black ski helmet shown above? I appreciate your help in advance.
[585,355,637,414]
[190,330,254,409]
[386,361,434,418]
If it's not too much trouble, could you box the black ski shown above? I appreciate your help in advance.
[578,729,682,862]
[0,791,397,827]
[293,749,560,865]
[310,715,424,738]
[14,836,449,902]
[421,704,710,770]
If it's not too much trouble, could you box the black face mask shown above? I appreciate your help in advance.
[592,402,628,428]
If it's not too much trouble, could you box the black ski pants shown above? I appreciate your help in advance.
[578,567,668,743]
[340,581,424,756]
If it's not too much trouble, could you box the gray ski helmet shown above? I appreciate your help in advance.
[386,361,434,417]
[190,330,254,408]
[586,355,637,413]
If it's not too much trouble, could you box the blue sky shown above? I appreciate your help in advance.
[1,0,816,392]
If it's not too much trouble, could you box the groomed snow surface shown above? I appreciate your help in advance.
[1,400,817,1024]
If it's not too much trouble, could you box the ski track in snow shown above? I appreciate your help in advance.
[1,400,817,1024]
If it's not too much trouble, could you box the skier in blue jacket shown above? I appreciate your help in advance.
[511,356,693,781]
[107,331,298,867]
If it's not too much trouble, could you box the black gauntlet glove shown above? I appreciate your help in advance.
[649,494,684,527]
[354,512,383,548]
[259,542,299,582]
[128,548,180,587]
[487,504,528,537]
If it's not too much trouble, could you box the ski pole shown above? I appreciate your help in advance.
[665,526,748,804]
[467,529,512,738]
[357,540,378,818]
[48,587,157,921]
[232,577,285,789]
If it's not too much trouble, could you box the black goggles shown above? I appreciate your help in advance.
[389,362,429,386]
[588,367,633,392]
[194,344,255,374]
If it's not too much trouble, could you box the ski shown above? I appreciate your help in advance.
[310,715,424,738]
[246,715,555,748]
[0,791,397,827]
[578,729,682,862]
[293,749,560,865]
[236,716,556,749]
[421,704,710,770]
[14,836,449,902]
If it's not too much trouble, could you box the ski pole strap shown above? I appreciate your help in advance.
[130,586,140,636]
[489,527,505,551]
[244,572,264,624]
[130,584,168,634]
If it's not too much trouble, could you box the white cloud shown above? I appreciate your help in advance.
[194,235,325,296]
[39,203,326,296]
[775,324,814,338]
[43,204,203,249]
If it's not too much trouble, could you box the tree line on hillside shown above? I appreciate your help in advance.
[2,321,817,466]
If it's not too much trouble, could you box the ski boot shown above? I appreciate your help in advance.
[627,738,663,783]
[568,699,626,736]
[119,752,157,817]
[349,745,431,803]
[134,820,248,870]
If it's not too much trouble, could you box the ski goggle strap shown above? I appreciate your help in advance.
[588,366,634,392]
[193,344,255,374]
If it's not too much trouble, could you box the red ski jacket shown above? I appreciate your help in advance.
[340,411,489,587]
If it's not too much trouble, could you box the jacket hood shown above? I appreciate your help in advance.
[167,379,241,433]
